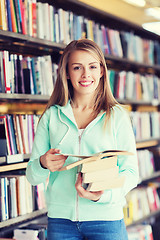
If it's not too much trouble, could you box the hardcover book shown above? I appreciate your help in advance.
[59,150,133,191]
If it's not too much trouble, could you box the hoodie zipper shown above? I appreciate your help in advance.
[76,129,84,221]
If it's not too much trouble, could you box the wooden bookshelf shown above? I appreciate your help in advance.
[0,29,65,56]
[136,139,160,149]
[0,0,160,236]
[0,93,50,102]
[0,208,47,229]
[0,162,28,172]
[126,209,160,228]
[140,170,160,184]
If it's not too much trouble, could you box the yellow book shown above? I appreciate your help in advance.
[81,155,117,173]
[82,166,119,183]
[86,175,125,192]
[0,0,8,31]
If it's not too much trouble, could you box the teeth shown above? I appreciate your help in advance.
[80,81,92,85]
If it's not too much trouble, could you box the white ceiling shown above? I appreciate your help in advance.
[79,0,160,27]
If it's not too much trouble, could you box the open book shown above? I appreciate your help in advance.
[59,150,133,171]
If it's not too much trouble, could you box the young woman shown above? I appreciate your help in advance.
[26,39,139,240]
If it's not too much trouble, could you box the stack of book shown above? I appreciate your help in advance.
[59,150,133,191]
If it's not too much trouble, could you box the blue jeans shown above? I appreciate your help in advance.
[47,218,128,240]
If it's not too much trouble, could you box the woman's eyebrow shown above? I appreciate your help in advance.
[71,62,99,65]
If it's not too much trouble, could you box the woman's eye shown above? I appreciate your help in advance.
[90,65,97,69]
[73,66,81,70]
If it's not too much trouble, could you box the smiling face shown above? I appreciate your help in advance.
[67,50,103,99]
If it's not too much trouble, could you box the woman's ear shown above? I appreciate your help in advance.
[100,66,104,78]
[66,74,70,80]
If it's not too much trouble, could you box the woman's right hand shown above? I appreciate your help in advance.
[40,148,67,172]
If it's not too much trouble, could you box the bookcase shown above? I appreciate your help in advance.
[1,0,160,239]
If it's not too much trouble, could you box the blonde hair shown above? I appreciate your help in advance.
[42,39,118,120]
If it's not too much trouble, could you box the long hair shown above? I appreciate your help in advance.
[42,39,118,120]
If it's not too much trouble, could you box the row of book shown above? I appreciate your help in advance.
[0,175,46,221]
[0,51,58,94]
[127,224,154,240]
[124,185,160,225]
[0,114,39,159]
[130,111,160,141]
[1,0,160,65]
[108,69,160,103]
[137,149,155,182]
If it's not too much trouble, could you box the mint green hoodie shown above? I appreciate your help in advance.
[26,102,139,221]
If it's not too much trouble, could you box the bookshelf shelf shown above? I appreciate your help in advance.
[136,139,160,149]
[140,170,160,184]
[0,162,28,172]
[106,55,160,74]
[0,29,65,55]
[0,208,47,229]
[0,93,50,102]
[119,99,160,107]
[126,209,160,228]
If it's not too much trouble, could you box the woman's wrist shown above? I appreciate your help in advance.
[40,156,47,169]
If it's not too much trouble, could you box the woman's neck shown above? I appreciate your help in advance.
[71,95,95,111]
[71,100,94,111]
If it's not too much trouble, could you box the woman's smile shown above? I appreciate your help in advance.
[79,81,93,87]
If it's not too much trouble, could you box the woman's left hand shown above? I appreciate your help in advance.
[75,172,104,201]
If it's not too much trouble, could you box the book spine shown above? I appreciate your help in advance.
[10,0,18,32]
[6,0,13,31]
[31,0,37,37]
[13,0,22,33]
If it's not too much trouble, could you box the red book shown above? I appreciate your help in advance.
[2,51,11,93]
[20,0,27,34]
[32,0,37,37]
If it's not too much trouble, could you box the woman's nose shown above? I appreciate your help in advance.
[82,67,90,78]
